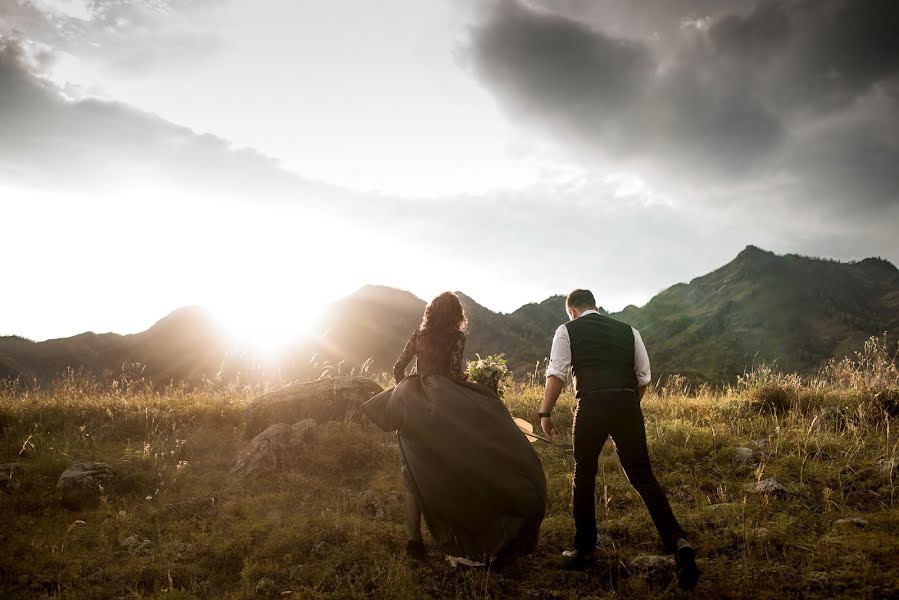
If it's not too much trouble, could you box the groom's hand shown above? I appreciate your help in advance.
[541,416,556,441]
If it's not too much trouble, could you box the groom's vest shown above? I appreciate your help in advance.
[565,313,638,399]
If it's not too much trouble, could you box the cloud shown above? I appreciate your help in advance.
[0,35,322,199]
[464,0,899,212]
[0,0,222,73]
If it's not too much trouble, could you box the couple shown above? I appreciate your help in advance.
[361,290,700,589]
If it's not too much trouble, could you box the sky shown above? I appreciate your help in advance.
[1,0,897,347]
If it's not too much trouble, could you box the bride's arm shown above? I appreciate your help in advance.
[393,332,417,384]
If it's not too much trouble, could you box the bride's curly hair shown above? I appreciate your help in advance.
[419,292,467,339]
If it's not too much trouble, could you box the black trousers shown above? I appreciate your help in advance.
[572,390,686,553]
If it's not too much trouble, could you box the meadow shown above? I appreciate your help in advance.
[1,338,898,599]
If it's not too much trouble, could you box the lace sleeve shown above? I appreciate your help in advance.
[450,332,468,382]
[393,332,418,384]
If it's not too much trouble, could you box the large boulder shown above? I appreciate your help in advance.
[231,419,317,478]
[244,376,382,438]
[57,462,112,509]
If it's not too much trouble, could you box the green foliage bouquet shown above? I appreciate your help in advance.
[466,353,511,397]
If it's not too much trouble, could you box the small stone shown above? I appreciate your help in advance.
[745,478,787,496]
[834,517,868,529]
[171,542,194,559]
[361,490,385,520]
[629,555,676,583]
[58,462,112,509]
[287,565,305,582]
[255,577,278,596]
[732,447,757,469]
[0,463,27,493]
[121,535,153,554]
[86,569,104,584]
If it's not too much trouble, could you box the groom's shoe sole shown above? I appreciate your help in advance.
[676,545,700,590]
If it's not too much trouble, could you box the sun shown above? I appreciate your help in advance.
[209,297,324,359]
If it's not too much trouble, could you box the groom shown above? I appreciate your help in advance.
[539,289,700,589]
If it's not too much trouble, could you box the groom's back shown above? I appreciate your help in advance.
[565,314,637,399]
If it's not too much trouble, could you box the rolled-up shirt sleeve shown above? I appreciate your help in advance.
[545,324,572,384]
[633,327,651,386]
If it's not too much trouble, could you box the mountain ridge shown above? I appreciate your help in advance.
[2,246,897,383]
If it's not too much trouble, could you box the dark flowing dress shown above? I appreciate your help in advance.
[362,329,547,562]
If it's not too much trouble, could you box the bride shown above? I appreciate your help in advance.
[362,292,547,566]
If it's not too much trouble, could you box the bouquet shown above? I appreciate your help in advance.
[466,353,512,397]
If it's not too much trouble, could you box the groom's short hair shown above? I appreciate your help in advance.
[566,289,596,310]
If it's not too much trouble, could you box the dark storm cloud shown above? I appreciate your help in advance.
[0,36,319,198]
[465,0,899,210]
[472,2,653,122]
[466,0,784,176]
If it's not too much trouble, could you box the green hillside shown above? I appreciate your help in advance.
[613,246,899,381]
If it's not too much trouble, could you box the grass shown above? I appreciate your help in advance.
[1,338,898,599]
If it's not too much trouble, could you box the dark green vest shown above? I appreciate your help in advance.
[565,313,638,399]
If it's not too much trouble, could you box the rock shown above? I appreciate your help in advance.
[255,577,277,596]
[230,419,317,478]
[57,462,112,509]
[834,517,868,529]
[744,478,787,496]
[121,535,153,554]
[629,555,676,583]
[361,490,385,519]
[0,463,27,493]
[287,565,305,583]
[732,447,758,469]
[170,542,194,559]
[244,376,382,438]
[86,568,105,584]
[818,406,847,428]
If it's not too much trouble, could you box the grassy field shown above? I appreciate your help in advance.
[1,338,898,599]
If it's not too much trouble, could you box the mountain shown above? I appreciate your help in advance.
[2,246,897,384]
[0,306,252,384]
[613,246,899,380]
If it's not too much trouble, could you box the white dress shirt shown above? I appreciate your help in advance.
[545,309,651,387]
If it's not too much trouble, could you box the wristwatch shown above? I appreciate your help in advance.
[538,411,552,418]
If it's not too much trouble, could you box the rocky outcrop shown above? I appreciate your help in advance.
[244,377,382,438]
[57,462,112,509]
[231,419,317,478]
